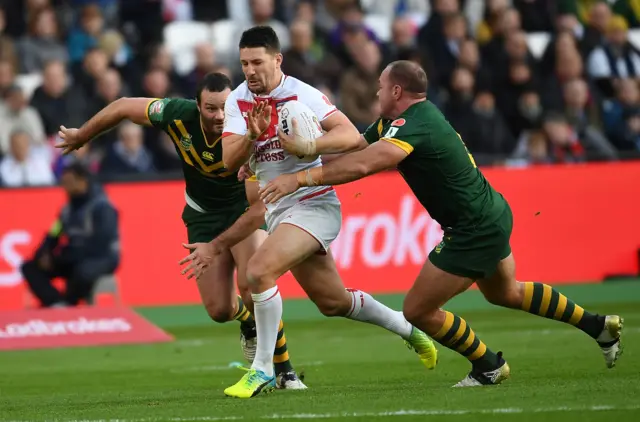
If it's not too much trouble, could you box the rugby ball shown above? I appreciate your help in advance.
[278,100,322,162]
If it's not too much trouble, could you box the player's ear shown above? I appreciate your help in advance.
[393,85,402,99]
[275,52,283,67]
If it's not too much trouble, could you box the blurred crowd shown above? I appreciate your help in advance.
[2,0,640,188]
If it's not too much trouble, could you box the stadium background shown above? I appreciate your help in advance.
[1,1,640,421]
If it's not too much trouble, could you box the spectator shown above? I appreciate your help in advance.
[87,69,125,148]
[340,40,382,132]
[282,19,320,86]
[73,47,109,102]
[0,7,18,70]
[31,60,86,137]
[100,122,155,176]
[457,39,492,91]
[432,12,468,88]
[587,15,640,97]
[0,130,54,187]
[602,78,640,151]
[388,16,417,60]
[328,2,381,68]
[562,78,618,159]
[20,162,120,307]
[495,61,540,137]
[481,7,522,66]
[475,0,509,45]
[513,0,554,33]
[17,7,68,73]
[581,2,612,55]
[542,112,586,163]
[363,0,428,19]
[232,0,291,64]
[0,60,16,97]
[444,67,477,143]
[540,30,582,78]
[511,129,552,165]
[141,68,171,98]
[148,44,185,96]
[469,90,516,155]
[52,144,100,180]
[67,4,106,64]
[418,0,459,49]
[183,43,217,97]
[542,49,585,111]
[613,0,640,28]
[98,29,136,83]
[0,86,46,155]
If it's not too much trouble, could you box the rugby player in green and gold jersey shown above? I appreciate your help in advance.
[260,61,623,387]
[55,72,305,389]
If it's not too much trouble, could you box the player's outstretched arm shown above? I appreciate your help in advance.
[260,140,408,204]
[55,98,155,154]
[180,180,266,280]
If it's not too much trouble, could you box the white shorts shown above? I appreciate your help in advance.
[265,189,342,252]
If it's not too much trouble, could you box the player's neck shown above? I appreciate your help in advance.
[265,71,284,94]
[392,98,426,119]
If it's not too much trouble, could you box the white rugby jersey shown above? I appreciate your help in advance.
[222,75,340,214]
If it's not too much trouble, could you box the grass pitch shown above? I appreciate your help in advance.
[1,282,639,422]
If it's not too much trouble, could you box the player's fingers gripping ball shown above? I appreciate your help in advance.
[277,100,322,162]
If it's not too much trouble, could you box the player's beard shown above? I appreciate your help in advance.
[247,78,266,95]
[203,118,224,137]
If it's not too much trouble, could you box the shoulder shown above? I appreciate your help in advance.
[150,98,199,121]
[228,82,250,101]
[284,76,326,100]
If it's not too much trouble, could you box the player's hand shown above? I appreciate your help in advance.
[55,126,87,155]
[259,174,300,204]
[238,162,254,181]
[247,101,272,141]
[277,118,315,156]
[179,241,224,280]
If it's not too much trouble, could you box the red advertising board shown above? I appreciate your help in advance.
[0,307,173,350]
[1,162,639,310]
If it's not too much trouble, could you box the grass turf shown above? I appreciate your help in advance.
[0,282,639,422]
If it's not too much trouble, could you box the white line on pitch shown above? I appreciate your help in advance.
[5,404,639,422]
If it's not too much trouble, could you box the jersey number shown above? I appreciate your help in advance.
[457,133,477,168]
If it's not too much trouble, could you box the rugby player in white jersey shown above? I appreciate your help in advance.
[180,26,438,398]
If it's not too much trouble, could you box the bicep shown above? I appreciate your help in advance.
[320,110,352,132]
[122,98,160,126]
[363,140,410,172]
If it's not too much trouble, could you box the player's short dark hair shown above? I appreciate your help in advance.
[196,72,233,104]
[61,162,91,180]
[387,60,428,97]
[239,26,281,53]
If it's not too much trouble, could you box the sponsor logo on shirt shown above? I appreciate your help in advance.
[391,118,406,127]
[150,100,164,116]
[180,133,192,149]
[202,151,215,162]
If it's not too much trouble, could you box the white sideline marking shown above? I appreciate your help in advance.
[6,404,639,422]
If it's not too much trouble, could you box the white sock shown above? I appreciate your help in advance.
[345,288,413,339]
[250,285,282,377]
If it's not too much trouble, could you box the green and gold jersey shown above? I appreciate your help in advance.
[363,100,507,232]
[147,98,246,212]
